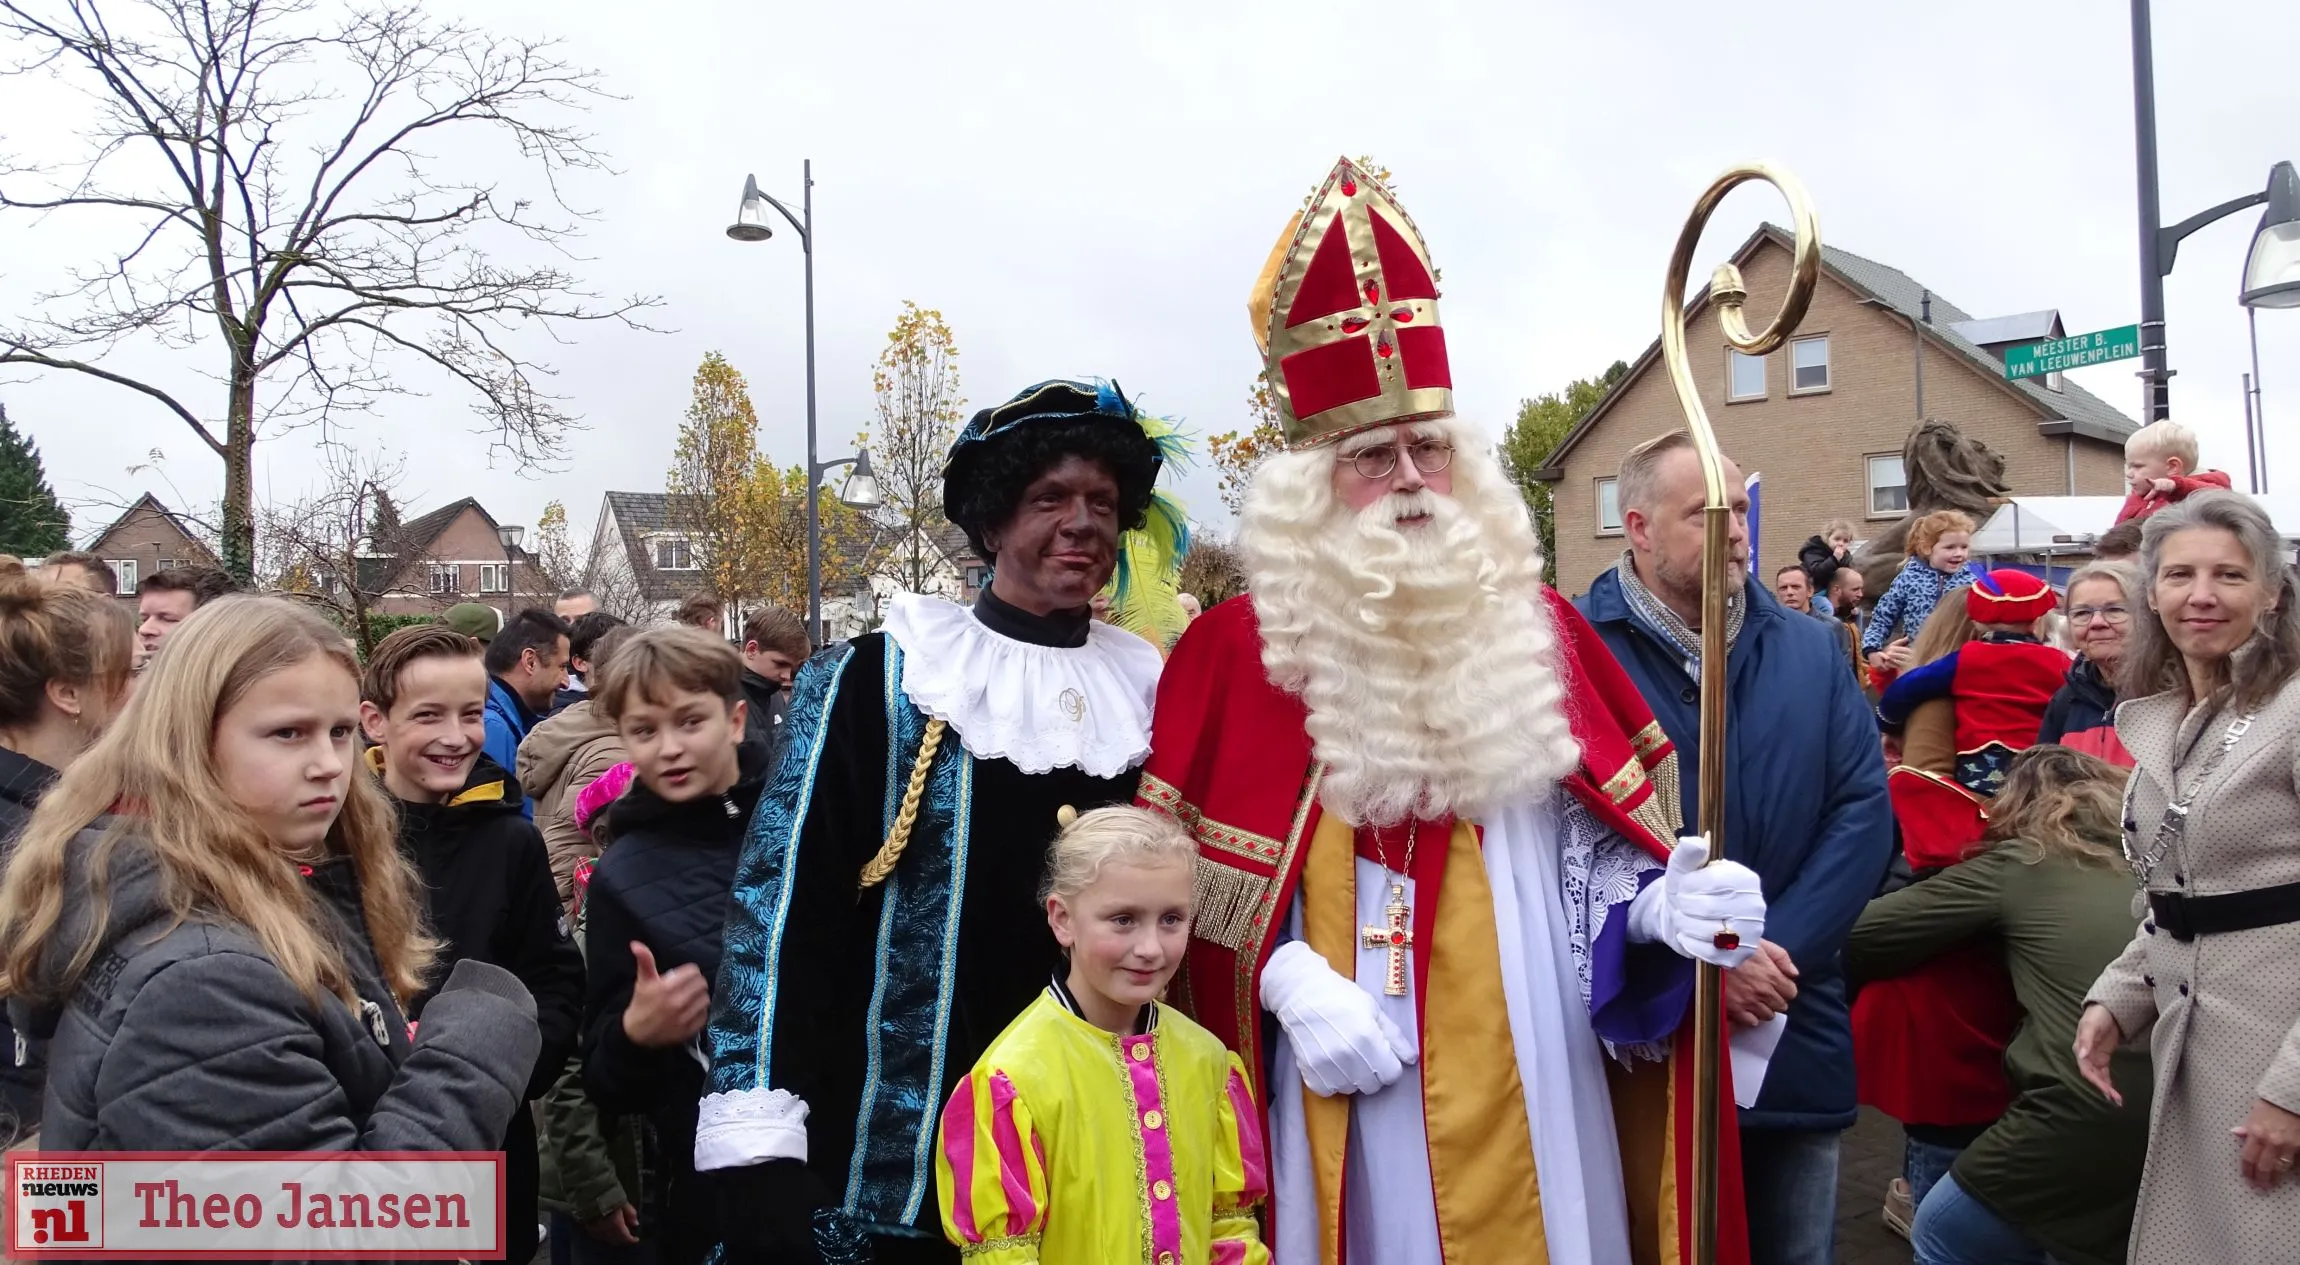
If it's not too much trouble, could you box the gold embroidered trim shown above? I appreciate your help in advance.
[1141,772,1287,864]
[1602,755,1646,805]
[1630,721,1670,761]
[1234,764,1325,1091]
[960,1233,1041,1257]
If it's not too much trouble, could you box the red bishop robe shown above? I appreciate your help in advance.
[1136,590,1748,1265]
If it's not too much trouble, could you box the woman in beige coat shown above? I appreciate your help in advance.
[2075,490,2300,1263]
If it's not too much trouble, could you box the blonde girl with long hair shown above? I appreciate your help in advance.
[1849,747,2149,1265]
[0,596,539,1153]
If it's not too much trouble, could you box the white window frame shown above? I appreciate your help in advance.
[654,537,696,572]
[1866,453,1909,518]
[477,562,509,594]
[1727,348,1766,402]
[107,559,136,590]
[1790,334,1831,394]
[429,563,459,595]
[1594,477,1623,536]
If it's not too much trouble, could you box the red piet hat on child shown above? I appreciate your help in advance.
[1247,157,1454,449]
[1965,569,2057,624]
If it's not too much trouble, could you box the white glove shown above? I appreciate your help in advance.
[1627,835,1765,969]
[1258,940,1417,1097]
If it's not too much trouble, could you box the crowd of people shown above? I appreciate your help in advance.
[0,154,2292,1265]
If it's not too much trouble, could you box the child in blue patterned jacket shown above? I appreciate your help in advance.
[1864,509,1984,676]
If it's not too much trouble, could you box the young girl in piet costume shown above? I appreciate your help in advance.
[936,807,1268,1264]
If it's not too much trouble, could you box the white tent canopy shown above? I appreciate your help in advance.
[1971,494,2300,556]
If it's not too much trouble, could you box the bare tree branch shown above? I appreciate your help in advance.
[0,0,662,576]
[0,346,223,451]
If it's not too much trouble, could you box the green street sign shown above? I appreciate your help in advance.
[2002,324,2141,379]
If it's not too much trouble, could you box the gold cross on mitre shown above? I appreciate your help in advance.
[1360,882,1413,996]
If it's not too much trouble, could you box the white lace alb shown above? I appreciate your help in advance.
[882,593,1161,778]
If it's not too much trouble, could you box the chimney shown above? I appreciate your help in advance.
[1921,290,1932,324]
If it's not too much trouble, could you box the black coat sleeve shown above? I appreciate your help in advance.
[2035,680,2077,746]
[498,824,586,1101]
[580,875,686,1116]
[702,640,887,1116]
[99,954,536,1152]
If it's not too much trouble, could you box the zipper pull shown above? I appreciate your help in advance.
[723,795,738,819]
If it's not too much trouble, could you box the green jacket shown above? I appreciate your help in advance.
[537,910,643,1225]
[1848,844,2153,1265]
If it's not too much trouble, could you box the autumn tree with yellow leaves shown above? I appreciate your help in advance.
[1207,378,1286,517]
[740,464,882,620]
[868,302,966,594]
[667,351,776,625]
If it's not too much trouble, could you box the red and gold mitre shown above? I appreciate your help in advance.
[1248,157,1454,449]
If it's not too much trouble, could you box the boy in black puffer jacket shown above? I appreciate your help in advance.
[360,625,587,1265]
[581,626,768,1265]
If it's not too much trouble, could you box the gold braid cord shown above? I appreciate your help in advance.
[858,717,948,892]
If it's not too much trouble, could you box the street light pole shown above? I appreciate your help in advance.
[727,164,886,648]
[495,523,526,622]
[799,159,823,647]
[2131,0,2171,423]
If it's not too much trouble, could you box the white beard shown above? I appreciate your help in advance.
[1240,445,1583,828]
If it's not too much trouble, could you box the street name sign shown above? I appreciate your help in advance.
[2002,325,2141,380]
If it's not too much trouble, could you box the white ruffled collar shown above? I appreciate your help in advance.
[881,592,1161,779]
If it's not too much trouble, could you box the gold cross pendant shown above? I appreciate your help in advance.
[1359,882,1414,997]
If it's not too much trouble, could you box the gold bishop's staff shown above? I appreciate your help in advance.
[1658,164,1822,1265]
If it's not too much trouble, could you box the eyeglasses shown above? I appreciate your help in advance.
[1347,439,1455,481]
[2069,604,2132,626]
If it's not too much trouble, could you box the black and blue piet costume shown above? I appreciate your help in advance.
[697,380,1171,1264]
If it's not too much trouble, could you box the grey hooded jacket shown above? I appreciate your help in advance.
[12,820,541,1156]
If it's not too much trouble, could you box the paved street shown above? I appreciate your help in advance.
[1835,1108,1914,1265]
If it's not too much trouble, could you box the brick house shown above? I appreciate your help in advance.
[80,493,219,601]
[1533,225,2137,596]
[358,497,543,617]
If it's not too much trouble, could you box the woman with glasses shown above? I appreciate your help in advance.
[2074,491,2300,1264]
[2036,561,2141,766]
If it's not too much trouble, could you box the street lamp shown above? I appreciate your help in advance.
[495,523,524,620]
[726,161,841,645]
[2240,162,2300,309]
[2129,2,2294,424]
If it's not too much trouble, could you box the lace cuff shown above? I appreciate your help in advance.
[694,1087,810,1170]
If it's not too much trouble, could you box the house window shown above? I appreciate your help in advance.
[1595,477,1622,535]
[1727,350,1766,401]
[157,557,181,573]
[1867,454,1909,517]
[964,564,988,594]
[655,538,695,571]
[429,564,459,595]
[1791,335,1831,392]
[108,559,136,590]
[478,563,509,594]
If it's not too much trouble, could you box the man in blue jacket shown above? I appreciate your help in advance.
[1578,430,1893,1265]
[481,607,571,818]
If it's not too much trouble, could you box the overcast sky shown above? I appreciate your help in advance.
[4,0,2295,555]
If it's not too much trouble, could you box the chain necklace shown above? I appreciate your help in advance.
[2126,709,2255,886]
